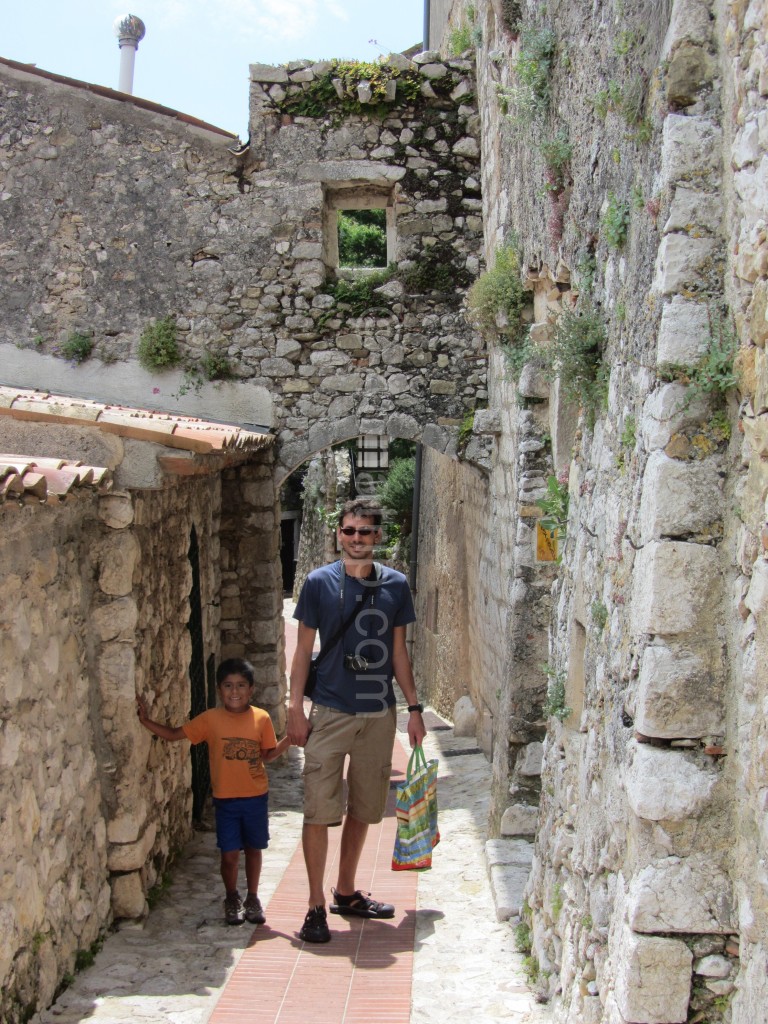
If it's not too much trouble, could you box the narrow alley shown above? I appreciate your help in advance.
[39,610,549,1024]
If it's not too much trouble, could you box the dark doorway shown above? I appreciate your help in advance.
[187,526,215,823]
[280,516,298,594]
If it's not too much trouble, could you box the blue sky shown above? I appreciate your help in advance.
[2,0,425,138]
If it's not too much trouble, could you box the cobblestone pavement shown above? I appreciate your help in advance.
[38,715,551,1024]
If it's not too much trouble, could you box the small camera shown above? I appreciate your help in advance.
[344,653,369,672]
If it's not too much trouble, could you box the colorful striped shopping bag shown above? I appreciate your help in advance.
[391,744,440,871]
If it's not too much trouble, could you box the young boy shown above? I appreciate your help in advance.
[136,657,290,926]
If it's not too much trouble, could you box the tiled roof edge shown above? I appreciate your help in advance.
[0,386,274,455]
[0,454,112,506]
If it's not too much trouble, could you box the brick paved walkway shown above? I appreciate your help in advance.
[209,738,417,1024]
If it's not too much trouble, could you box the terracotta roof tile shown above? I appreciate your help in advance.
[0,386,273,456]
[0,454,112,505]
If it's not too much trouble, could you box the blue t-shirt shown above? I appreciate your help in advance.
[294,560,416,714]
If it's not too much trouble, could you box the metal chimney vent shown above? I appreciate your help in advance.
[113,14,146,95]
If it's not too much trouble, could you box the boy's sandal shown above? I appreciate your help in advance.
[330,888,395,919]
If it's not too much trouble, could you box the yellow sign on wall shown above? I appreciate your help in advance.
[536,522,560,562]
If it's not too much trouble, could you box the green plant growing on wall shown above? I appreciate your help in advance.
[59,331,94,364]
[456,410,475,457]
[138,316,181,371]
[541,664,572,721]
[539,129,572,242]
[501,332,538,381]
[620,415,636,449]
[377,456,415,532]
[466,244,526,344]
[514,920,532,953]
[540,131,572,194]
[449,22,474,55]
[522,954,540,984]
[602,193,631,248]
[550,882,564,921]
[147,872,172,909]
[591,599,608,631]
[512,26,557,118]
[613,29,637,56]
[592,75,650,140]
[318,265,395,327]
[593,80,623,119]
[575,251,597,293]
[539,472,569,533]
[74,934,104,972]
[501,0,522,34]
[543,303,609,419]
[689,312,740,399]
[200,350,234,381]
[399,244,462,293]
[316,503,343,530]
[277,59,423,121]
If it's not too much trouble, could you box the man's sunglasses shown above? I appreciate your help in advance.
[339,526,377,536]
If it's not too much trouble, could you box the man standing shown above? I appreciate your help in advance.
[287,497,426,943]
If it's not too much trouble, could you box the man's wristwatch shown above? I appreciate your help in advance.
[407,703,424,714]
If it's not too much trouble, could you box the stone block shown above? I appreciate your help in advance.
[662,0,713,55]
[97,643,136,702]
[96,531,140,597]
[489,861,532,922]
[641,382,712,450]
[624,741,718,821]
[91,597,139,642]
[660,115,722,187]
[453,694,478,737]
[98,493,134,529]
[636,642,724,739]
[471,409,501,434]
[453,137,480,158]
[518,362,549,399]
[249,63,289,83]
[664,186,721,236]
[628,855,735,933]
[516,741,544,776]
[639,451,724,541]
[656,296,711,365]
[296,159,406,183]
[631,540,721,636]
[614,927,692,1023]
[666,43,713,107]
[110,870,147,919]
[486,838,534,868]
[107,822,157,872]
[653,233,718,295]
[500,803,538,836]
[745,558,768,617]
[107,803,148,844]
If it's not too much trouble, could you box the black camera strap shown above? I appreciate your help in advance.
[312,561,380,669]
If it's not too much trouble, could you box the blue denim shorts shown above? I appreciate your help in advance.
[213,794,270,852]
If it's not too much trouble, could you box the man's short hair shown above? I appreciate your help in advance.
[337,498,382,527]
[216,657,255,686]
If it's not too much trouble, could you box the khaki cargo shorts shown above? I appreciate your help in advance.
[302,704,397,826]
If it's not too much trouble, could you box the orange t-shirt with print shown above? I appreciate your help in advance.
[182,706,277,798]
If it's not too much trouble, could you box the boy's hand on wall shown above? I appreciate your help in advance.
[136,695,149,722]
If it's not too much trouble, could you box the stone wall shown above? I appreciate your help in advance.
[0,499,111,1021]
[417,0,768,1022]
[220,459,286,734]
[0,54,487,478]
[0,439,282,1020]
